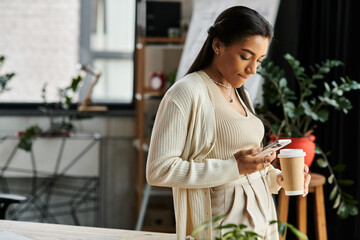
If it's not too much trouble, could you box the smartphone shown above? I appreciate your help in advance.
[255,139,292,157]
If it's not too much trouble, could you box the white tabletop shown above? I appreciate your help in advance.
[0,220,176,240]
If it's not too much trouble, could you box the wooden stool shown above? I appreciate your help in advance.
[277,173,327,240]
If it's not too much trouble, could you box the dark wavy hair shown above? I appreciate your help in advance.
[187,6,273,144]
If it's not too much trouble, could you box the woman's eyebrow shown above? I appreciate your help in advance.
[241,48,266,57]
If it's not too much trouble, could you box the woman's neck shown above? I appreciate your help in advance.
[203,66,230,87]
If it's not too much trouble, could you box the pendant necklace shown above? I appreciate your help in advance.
[201,70,234,103]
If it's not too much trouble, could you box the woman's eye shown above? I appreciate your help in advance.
[240,55,249,60]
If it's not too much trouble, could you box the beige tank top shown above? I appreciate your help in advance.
[207,81,264,161]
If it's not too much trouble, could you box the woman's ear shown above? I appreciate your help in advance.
[212,38,223,56]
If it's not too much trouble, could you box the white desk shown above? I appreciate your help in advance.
[0,220,176,240]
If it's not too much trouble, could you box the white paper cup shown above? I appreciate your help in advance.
[278,149,306,196]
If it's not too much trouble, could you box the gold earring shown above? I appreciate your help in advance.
[216,51,219,55]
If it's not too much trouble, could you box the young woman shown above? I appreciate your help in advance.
[146,6,311,240]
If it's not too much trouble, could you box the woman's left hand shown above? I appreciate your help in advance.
[276,164,311,197]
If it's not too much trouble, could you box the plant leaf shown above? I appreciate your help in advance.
[279,78,288,88]
[332,164,346,172]
[345,199,360,205]
[284,101,296,118]
[329,186,338,201]
[342,191,355,200]
[301,101,318,120]
[347,205,358,216]
[221,231,235,239]
[317,109,329,122]
[333,194,341,209]
[337,202,349,219]
[316,158,328,168]
[278,221,287,236]
[269,220,278,225]
[327,174,334,184]
[216,223,237,230]
[337,179,354,186]
[239,224,248,230]
[286,223,309,240]
[191,215,225,237]
[234,231,245,239]
[244,231,262,237]
[315,147,322,154]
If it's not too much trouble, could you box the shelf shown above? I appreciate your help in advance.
[143,88,167,98]
[144,37,185,44]
[135,35,184,231]
[145,44,184,50]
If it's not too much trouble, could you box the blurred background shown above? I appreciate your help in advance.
[0,0,359,239]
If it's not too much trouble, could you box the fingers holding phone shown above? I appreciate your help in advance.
[255,139,292,158]
[234,148,276,175]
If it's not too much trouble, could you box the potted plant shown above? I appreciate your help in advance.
[256,53,360,219]
[17,71,92,152]
[0,55,15,94]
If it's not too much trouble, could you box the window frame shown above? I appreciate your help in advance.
[0,0,137,116]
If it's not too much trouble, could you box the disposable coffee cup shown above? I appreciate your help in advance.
[278,149,306,196]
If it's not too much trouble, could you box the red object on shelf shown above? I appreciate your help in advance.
[270,134,316,168]
[149,71,165,90]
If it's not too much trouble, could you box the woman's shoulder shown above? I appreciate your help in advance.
[165,72,207,100]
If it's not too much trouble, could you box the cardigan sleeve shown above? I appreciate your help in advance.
[146,96,240,189]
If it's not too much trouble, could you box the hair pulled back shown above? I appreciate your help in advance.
[187,6,274,144]
[187,6,273,74]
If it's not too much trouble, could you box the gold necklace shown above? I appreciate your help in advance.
[201,70,234,103]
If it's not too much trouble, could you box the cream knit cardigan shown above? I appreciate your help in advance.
[146,72,280,240]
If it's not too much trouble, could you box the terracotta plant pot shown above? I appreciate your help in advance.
[270,134,316,168]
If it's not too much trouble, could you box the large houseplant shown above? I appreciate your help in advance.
[256,53,360,219]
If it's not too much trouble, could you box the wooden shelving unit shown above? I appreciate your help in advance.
[134,36,185,232]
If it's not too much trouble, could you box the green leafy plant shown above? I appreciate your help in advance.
[257,53,360,138]
[39,74,83,135]
[17,126,43,152]
[256,54,360,219]
[0,55,15,93]
[18,74,87,152]
[191,216,308,240]
[315,144,358,219]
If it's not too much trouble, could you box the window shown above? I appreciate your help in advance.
[81,0,136,107]
[0,0,136,113]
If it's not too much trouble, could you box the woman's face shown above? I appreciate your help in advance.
[214,35,269,88]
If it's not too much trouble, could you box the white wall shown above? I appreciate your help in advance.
[0,0,80,102]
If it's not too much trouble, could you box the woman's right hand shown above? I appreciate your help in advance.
[233,148,276,175]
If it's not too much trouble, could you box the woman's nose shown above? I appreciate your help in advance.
[245,63,257,75]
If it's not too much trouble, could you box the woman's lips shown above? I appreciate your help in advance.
[237,74,248,80]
